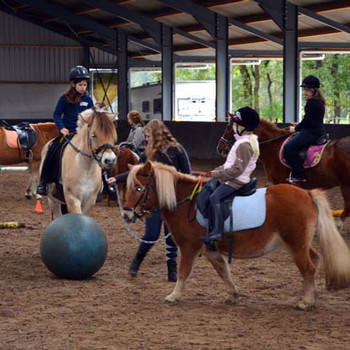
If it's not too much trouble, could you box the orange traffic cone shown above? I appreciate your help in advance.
[35,199,43,213]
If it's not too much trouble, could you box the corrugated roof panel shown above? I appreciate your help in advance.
[0,47,81,81]
[0,11,78,45]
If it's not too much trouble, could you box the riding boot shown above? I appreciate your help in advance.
[37,137,59,196]
[165,229,178,282]
[36,154,51,196]
[208,203,224,243]
[128,242,151,277]
[167,261,177,282]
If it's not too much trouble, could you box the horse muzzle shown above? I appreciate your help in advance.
[122,208,138,223]
[101,152,117,170]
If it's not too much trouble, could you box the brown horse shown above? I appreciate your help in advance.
[123,161,350,309]
[43,107,117,217]
[106,145,139,205]
[0,122,59,199]
[217,116,350,221]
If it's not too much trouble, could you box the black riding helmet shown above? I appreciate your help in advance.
[232,106,260,131]
[69,65,90,82]
[301,75,320,89]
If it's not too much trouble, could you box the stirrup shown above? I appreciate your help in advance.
[36,183,48,196]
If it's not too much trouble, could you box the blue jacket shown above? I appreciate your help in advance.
[53,94,94,132]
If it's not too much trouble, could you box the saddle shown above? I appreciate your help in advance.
[280,133,330,168]
[46,136,71,202]
[1,121,37,161]
[196,178,257,221]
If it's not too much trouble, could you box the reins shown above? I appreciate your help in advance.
[259,133,289,145]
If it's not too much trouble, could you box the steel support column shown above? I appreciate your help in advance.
[117,30,128,120]
[283,2,298,123]
[216,15,229,122]
[161,25,173,121]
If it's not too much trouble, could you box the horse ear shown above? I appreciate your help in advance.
[143,160,153,173]
[79,109,93,125]
[106,113,118,122]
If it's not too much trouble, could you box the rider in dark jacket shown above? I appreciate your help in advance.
[284,75,326,183]
[108,119,191,282]
[37,66,93,195]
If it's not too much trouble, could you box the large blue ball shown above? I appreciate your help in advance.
[40,214,108,280]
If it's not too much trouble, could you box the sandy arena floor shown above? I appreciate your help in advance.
[1,160,350,350]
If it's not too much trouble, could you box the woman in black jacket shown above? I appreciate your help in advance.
[108,119,191,281]
[284,75,326,183]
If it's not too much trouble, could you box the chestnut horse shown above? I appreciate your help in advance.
[106,145,139,205]
[0,122,59,199]
[43,107,117,218]
[124,161,350,309]
[217,116,350,221]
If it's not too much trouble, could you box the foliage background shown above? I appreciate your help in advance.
[129,54,350,123]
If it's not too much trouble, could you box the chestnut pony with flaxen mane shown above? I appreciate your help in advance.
[217,115,350,221]
[0,122,58,199]
[124,161,350,310]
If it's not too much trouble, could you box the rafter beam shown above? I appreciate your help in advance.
[14,0,116,44]
[80,0,162,45]
[299,7,350,35]
[0,3,116,55]
[159,0,216,37]
[228,18,282,45]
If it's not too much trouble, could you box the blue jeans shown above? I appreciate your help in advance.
[209,183,237,206]
[284,130,318,179]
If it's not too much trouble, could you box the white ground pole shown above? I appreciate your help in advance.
[0,166,29,171]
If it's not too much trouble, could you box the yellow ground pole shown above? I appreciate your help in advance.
[0,222,25,229]
[331,209,344,217]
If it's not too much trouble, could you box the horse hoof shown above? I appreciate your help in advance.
[25,194,32,200]
[164,296,180,305]
[294,301,315,311]
[224,296,239,305]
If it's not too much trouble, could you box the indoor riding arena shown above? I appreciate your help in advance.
[2,1,350,350]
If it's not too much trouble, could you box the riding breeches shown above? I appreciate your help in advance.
[283,130,318,179]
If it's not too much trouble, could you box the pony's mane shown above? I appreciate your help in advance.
[77,108,117,140]
[127,161,197,211]
[260,117,288,134]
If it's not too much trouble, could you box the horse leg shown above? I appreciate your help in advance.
[65,195,83,214]
[290,248,317,310]
[340,185,350,223]
[205,250,239,304]
[25,162,39,199]
[47,196,62,219]
[164,244,202,304]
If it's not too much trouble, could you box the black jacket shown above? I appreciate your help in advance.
[116,143,191,183]
[295,97,325,137]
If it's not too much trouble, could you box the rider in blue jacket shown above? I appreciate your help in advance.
[37,66,93,195]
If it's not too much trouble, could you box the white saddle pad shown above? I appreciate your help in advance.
[196,188,267,232]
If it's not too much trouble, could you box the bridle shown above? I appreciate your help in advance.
[64,129,115,165]
[123,172,202,223]
[218,118,290,152]
[123,173,154,222]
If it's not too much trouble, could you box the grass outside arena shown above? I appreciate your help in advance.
[1,160,350,350]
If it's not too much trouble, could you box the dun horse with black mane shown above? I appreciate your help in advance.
[124,161,350,310]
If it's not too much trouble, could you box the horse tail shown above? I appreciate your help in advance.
[310,189,350,290]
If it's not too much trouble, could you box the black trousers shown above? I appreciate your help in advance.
[284,130,318,179]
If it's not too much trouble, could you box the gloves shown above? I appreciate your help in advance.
[204,171,212,177]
